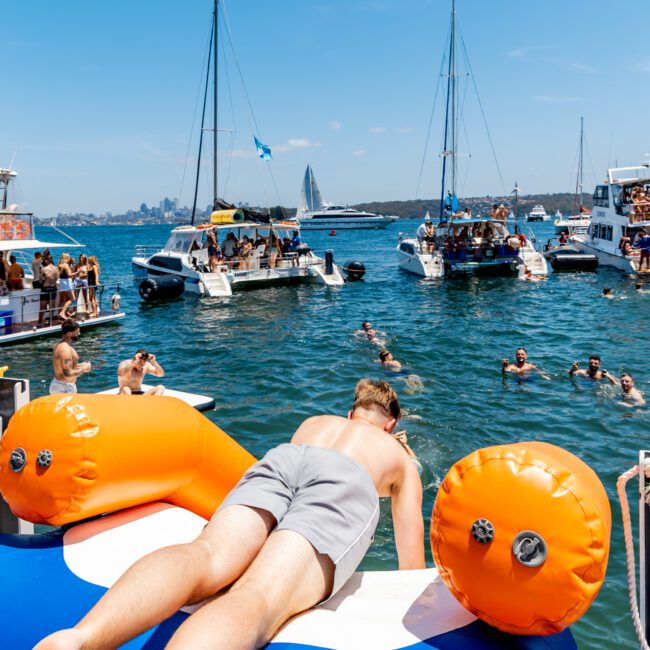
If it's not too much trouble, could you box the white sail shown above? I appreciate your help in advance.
[297,164,324,217]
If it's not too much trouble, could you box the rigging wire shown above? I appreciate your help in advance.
[459,32,506,196]
[179,22,213,211]
[219,1,283,217]
[415,24,450,199]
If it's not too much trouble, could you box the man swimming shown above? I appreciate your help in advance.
[360,320,377,341]
[117,349,165,395]
[379,349,402,369]
[604,372,646,407]
[37,379,425,650]
[568,355,609,380]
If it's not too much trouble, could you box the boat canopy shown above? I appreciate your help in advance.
[440,216,505,226]
[609,165,650,186]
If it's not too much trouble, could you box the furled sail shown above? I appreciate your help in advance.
[297,164,324,216]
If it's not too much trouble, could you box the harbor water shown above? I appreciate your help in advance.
[5,219,649,648]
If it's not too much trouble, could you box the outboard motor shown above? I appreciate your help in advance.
[139,276,185,302]
[325,249,335,275]
[343,260,366,281]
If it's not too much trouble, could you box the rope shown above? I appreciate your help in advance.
[617,462,650,650]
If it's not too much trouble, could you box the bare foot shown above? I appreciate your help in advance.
[34,628,87,650]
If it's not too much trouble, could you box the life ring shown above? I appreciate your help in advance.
[14,221,29,240]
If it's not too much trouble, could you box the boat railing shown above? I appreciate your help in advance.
[0,282,122,333]
[196,250,322,274]
[134,244,163,258]
[630,202,650,223]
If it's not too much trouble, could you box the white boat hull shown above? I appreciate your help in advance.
[298,216,396,230]
[571,236,639,273]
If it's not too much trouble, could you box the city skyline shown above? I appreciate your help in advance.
[2,0,650,217]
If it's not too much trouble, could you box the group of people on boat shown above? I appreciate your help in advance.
[0,252,27,292]
[622,185,650,223]
[33,250,102,323]
[196,228,303,272]
[502,347,645,407]
[618,229,650,270]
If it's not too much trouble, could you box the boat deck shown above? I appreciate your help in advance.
[98,384,215,411]
[0,311,125,346]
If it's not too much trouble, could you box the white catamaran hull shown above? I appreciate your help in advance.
[298,215,396,230]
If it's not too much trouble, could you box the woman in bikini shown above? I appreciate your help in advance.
[57,253,77,320]
[87,256,100,318]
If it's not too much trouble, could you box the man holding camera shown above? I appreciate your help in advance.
[117,349,165,396]
[568,355,608,380]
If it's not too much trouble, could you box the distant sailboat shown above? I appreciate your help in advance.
[296,164,397,230]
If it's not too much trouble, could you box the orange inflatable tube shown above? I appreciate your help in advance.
[0,394,256,526]
[431,441,611,635]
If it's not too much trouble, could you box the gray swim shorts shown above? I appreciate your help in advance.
[218,443,380,598]
[49,379,77,395]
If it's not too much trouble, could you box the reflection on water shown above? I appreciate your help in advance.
[4,221,649,648]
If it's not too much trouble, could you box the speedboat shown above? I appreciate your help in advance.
[526,204,550,222]
[132,212,344,297]
[0,168,124,344]
[543,237,598,272]
[571,162,650,274]
[296,165,397,230]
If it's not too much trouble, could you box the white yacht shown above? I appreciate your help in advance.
[132,211,344,297]
[296,165,397,230]
[526,205,550,222]
[571,163,650,274]
[0,168,124,344]
[554,211,591,235]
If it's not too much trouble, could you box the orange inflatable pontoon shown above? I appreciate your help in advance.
[431,441,611,635]
[0,394,256,526]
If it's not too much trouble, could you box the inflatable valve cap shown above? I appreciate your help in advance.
[471,518,494,544]
[513,531,547,568]
[36,449,53,469]
[10,447,26,472]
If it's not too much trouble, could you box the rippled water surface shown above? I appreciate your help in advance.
[6,220,649,648]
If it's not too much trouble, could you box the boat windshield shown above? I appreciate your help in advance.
[164,230,197,254]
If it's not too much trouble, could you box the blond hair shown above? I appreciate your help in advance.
[352,378,400,421]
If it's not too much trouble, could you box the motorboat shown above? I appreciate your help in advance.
[554,211,591,235]
[0,168,124,344]
[132,210,343,297]
[542,237,599,272]
[296,164,397,230]
[526,204,550,222]
[396,1,547,279]
[571,163,650,274]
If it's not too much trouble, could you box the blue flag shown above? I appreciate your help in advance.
[254,136,272,160]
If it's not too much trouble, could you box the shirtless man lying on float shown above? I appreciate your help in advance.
[36,379,424,650]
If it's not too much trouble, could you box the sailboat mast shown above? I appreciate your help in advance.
[438,0,456,221]
[450,0,457,198]
[213,0,219,206]
[578,116,584,210]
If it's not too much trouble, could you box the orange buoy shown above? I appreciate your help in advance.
[0,394,256,526]
[431,442,610,635]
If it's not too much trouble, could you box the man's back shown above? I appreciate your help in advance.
[291,414,417,498]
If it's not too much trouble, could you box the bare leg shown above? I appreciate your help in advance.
[144,385,165,396]
[118,386,132,395]
[35,505,275,650]
[167,529,334,650]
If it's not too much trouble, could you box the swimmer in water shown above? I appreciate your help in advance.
[391,429,423,473]
[502,347,550,379]
[361,321,377,342]
[379,349,402,370]
[602,287,614,299]
[568,355,609,380]
[604,372,646,407]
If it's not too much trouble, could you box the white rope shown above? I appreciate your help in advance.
[617,463,650,649]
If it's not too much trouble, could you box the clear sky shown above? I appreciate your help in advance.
[2,0,650,217]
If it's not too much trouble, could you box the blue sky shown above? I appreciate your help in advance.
[2,0,650,216]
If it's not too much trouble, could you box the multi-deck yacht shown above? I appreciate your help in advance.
[526,205,550,222]
[571,163,650,274]
[296,165,397,230]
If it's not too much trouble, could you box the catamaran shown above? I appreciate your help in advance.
[396,1,547,278]
[526,205,550,222]
[571,162,650,274]
[132,3,344,295]
[0,168,124,344]
[295,164,397,230]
